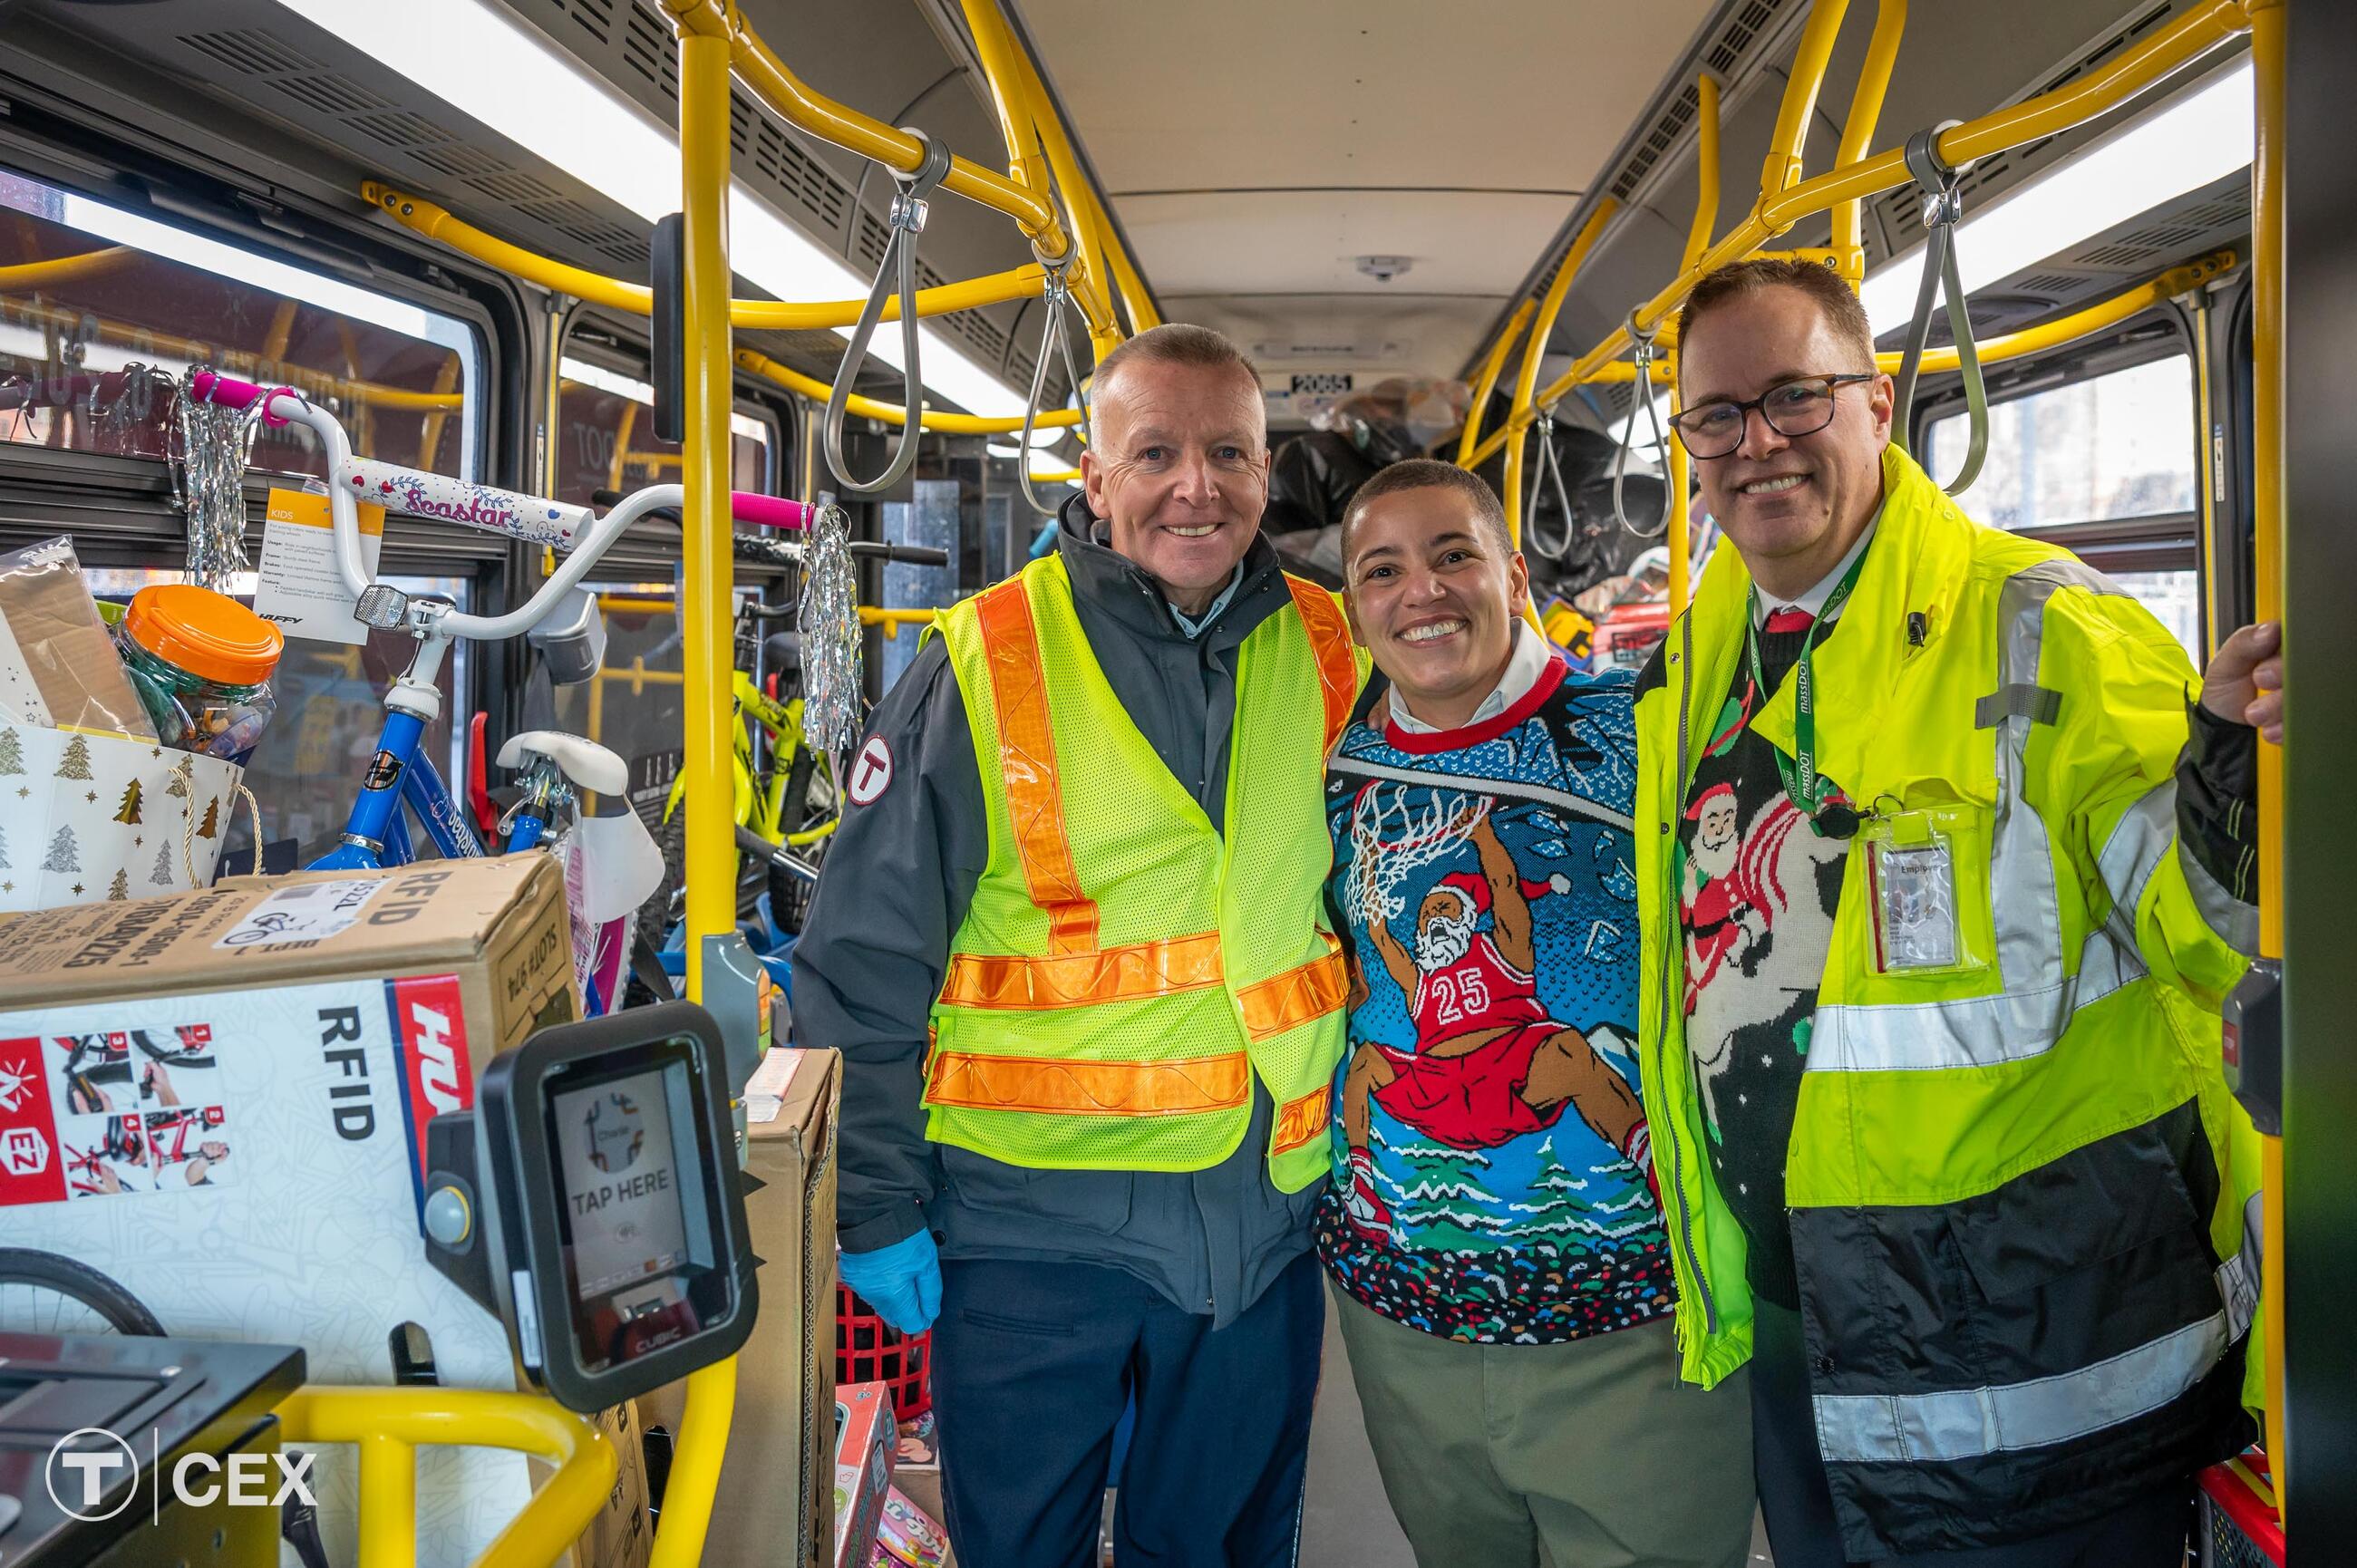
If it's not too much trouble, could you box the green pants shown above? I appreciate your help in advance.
[1331,1283,1754,1568]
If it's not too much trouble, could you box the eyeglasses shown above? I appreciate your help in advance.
[1667,373,1877,459]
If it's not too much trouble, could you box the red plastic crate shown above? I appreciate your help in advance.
[836,1281,933,1423]
[2197,1448,2284,1568]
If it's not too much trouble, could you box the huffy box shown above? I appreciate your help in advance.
[643,1046,841,1566]
[0,854,620,1567]
[834,1380,897,1568]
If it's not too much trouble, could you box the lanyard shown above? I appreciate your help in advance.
[1745,547,1869,826]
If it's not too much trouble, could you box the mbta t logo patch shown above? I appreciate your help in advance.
[849,736,895,806]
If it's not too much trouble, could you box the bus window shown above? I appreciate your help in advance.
[1925,356,2197,530]
[2106,568,2204,661]
[84,568,471,868]
[524,583,685,835]
[554,356,770,507]
[0,169,480,478]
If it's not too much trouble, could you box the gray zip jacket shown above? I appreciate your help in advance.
[791,495,1324,1326]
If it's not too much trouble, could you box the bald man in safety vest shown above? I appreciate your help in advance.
[794,324,1364,1568]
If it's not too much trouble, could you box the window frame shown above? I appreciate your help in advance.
[1910,301,2207,595]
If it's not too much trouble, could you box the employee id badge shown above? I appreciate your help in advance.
[1863,810,1968,973]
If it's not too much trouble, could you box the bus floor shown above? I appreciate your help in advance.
[1297,1289,1777,1565]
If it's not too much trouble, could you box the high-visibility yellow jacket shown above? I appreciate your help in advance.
[922,552,1363,1193]
[1634,445,2263,1557]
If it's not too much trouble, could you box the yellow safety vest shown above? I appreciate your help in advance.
[1634,445,2264,1554]
[923,554,1362,1192]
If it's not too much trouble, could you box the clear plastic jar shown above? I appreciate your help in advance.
[115,584,284,764]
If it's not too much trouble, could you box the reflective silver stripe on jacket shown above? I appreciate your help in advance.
[1812,561,2157,1073]
[1812,1253,2255,1465]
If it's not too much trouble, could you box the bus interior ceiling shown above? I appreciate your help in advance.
[0,0,2307,1556]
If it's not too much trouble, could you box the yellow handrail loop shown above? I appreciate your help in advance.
[822,129,955,495]
[1607,312,1673,539]
[1017,257,1091,517]
[1888,121,1991,494]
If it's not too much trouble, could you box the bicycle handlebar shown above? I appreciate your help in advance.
[221,382,801,646]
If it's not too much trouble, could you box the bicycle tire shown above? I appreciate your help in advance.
[639,803,691,955]
[0,1248,165,1335]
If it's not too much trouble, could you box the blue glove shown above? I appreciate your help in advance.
[839,1228,942,1335]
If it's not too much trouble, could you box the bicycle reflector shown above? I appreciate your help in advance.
[418,1002,758,1411]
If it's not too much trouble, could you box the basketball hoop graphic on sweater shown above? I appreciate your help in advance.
[1342,780,1491,930]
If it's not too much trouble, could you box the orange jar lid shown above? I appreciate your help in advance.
[122,584,284,686]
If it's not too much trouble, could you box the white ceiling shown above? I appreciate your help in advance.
[1023,0,1718,377]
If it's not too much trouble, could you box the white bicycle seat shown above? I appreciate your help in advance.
[499,730,628,798]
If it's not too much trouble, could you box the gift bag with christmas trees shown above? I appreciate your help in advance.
[0,719,245,914]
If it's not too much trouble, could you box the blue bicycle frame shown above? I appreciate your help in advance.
[311,706,548,872]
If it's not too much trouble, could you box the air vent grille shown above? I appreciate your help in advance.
[623,4,679,101]
[1862,3,2180,270]
[178,28,322,77]
[346,109,462,156]
[465,170,563,206]
[1602,0,1804,206]
[268,73,395,119]
[1705,0,1780,76]
[1610,79,1703,201]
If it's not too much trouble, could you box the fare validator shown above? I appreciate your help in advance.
[419,1002,759,1410]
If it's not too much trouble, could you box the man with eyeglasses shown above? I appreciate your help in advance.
[1634,257,2282,1566]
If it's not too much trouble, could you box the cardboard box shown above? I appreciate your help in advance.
[832,1381,896,1568]
[645,1046,840,1566]
[571,1398,653,1568]
[0,856,585,1567]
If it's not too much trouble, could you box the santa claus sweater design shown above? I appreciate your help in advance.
[1314,657,1674,1345]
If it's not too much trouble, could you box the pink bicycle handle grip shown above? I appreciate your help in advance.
[189,370,299,424]
[731,492,818,531]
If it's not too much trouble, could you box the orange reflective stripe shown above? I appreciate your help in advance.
[974,576,1098,953]
[925,1050,1249,1117]
[1285,575,1357,755]
[938,932,1225,1009]
[1237,933,1348,1042]
[1272,1086,1332,1154]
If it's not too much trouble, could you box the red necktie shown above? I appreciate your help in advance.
[1763,607,1815,635]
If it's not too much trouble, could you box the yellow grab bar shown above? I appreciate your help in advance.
[1456,299,1537,466]
[1873,249,2237,377]
[1828,1,1909,278]
[861,605,938,638]
[0,246,140,289]
[2,295,461,412]
[734,346,1082,433]
[659,0,1071,264]
[1511,0,2260,440]
[1664,73,1722,611]
[962,0,1130,354]
[1503,200,1619,551]
[274,1386,614,1568]
[364,184,1050,332]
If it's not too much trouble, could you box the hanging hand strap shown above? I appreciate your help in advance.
[1522,412,1577,561]
[1016,258,1091,518]
[822,129,954,496]
[1609,313,1672,537]
[1892,122,1989,497]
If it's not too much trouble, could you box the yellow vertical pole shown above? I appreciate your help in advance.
[1665,72,1721,615]
[651,13,742,1568]
[1828,0,1907,284]
[354,1435,417,1568]
[1457,299,1535,467]
[2248,0,2288,1495]
[1504,200,1619,549]
[678,17,732,1009]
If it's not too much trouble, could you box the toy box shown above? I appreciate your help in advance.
[834,1379,897,1568]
